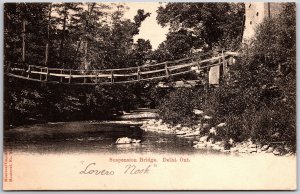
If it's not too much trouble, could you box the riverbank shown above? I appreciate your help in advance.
[140,118,295,157]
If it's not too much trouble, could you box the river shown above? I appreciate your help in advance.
[5,121,200,154]
[4,109,211,154]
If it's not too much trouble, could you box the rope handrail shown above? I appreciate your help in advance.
[7,51,238,85]
[9,51,235,73]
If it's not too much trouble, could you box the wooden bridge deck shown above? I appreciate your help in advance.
[7,51,238,85]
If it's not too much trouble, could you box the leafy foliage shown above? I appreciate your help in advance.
[157,88,204,126]
[4,3,154,127]
[225,3,296,147]
[4,3,151,69]
[153,2,245,61]
[157,3,296,149]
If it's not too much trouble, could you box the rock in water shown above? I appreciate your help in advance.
[174,124,182,129]
[261,145,269,151]
[193,141,199,145]
[132,139,141,143]
[220,149,231,153]
[115,137,132,144]
[230,147,239,152]
[273,149,281,156]
[215,141,222,146]
[238,148,248,153]
[148,120,155,125]
[199,136,208,142]
[266,147,274,153]
[193,142,207,149]
[211,144,221,151]
[229,138,234,145]
[157,119,163,125]
[193,109,204,115]
[182,127,190,132]
[176,131,186,135]
[248,144,257,148]
[249,147,257,153]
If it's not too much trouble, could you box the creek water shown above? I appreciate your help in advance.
[4,119,209,154]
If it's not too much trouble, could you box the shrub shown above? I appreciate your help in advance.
[220,3,296,147]
[157,88,205,126]
[157,3,296,150]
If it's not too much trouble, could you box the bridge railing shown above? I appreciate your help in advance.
[7,51,238,85]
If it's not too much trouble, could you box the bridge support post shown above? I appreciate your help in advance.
[60,70,63,83]
[27,65,31,79]
[69,70,72,84]
[137,66,141,81]
[165,62,169,77]
[39,68,43,81]
[95,73,98,84]
[111,70,114,83]
[45,67,49,82]
[222,50,228,84]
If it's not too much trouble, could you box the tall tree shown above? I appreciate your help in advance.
[131,38,152,66]
[52,3,83,68]
[4,3,51,67]
[156,3,245,52]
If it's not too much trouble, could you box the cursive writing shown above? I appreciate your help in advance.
[80,163,114,175]
[124,164,151,175]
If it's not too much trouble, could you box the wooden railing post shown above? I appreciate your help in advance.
[111,70,114,83]
[137,66,141,81]
[83,71,87,83]
[27,65,31,79]
[60,69,63,83]
[39,68,43,81]
[45,67,49,81]
[165,62,169,77]
[197,54,202,67]
[95,73,98,84]
[229,55,234,65]
[222,50,228,82]
[69,70,72,84]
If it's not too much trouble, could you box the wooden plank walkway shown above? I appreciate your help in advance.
[7,51,238,85]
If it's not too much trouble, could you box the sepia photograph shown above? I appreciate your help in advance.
[3,2,297,190]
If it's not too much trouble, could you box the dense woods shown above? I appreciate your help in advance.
[4,3,152,69]
[4,2,296,152]
[5,2,245,127]
[4,3,155,127]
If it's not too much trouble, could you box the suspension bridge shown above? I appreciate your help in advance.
[7,51,238,86]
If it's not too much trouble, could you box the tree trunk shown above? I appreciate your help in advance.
[22,20,26,62]
[59,6,68,67]
[82,3,96,70]
[44,4,52,66]
[72,39,82,65]
[83,41,88,70]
